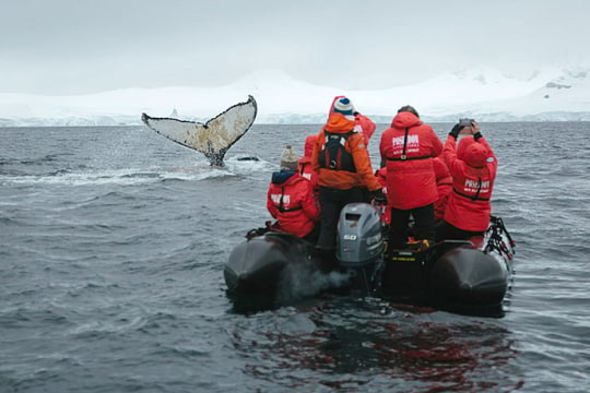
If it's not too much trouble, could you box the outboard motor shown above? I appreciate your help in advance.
[336,203,385,293]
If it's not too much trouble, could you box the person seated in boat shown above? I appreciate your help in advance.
[436,120,498,246]
[267,145,320,242]
[311,96,386,254]
[297,134,319,192]
[433,157,453,223]
[379,105,443,250]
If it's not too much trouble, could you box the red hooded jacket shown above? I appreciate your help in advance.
[355,113,376,145]
[375,167,391,224]
[442,136,497,231]
[432,157,452,222]
[457,136,475,160]
[267,171,319,237]
[379,112,443,209]
[297,134,319,190]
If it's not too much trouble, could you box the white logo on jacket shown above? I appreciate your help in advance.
[271,193,290,206]
[392,134,420,155]
[463,179,490,193]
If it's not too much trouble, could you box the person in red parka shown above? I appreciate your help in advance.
[311,96,385,252]
[297,134,319,191]
[267,145,319,241]
[379,105,443,249]
[375,167,391,225]
[432,157,453,222]
[355,111,376,145]
[457,135,476,160]
[436,121,497,243]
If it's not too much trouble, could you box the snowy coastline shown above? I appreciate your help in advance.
[1,67,589,126]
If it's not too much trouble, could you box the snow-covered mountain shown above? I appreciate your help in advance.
[0,67,589,126]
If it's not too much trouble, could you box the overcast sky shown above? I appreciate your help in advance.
[1,0,589,95]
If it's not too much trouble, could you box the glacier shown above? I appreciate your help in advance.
[0,67,589,126]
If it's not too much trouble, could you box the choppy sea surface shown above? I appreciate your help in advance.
[1,123,589,393]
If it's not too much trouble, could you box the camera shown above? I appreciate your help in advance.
[458,118,475,127]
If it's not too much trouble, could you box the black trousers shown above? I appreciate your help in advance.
[389,204,435,249]
[302,224,320,244]
[316,186,368,250]
[435,220,484,242]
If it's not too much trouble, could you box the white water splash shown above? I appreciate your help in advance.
[277,261,350,303]
[0,161,272,186]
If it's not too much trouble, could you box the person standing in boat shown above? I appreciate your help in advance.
[355,110,377,145]
[433,157,453,223]
[267,145,319,242]
[311,96,385,254]
[328,95,377,145]
[375,167,391,225]
[436,120,498,245]
[297,134,319,192]
[379,105,443,249]
[299,106,375,197]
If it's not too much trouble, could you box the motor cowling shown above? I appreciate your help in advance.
[337,203,384,267]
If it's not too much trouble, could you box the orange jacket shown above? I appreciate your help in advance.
[311,112,381,191]
[328,96,376,145]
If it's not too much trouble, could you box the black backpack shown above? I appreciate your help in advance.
[318,131,356,172]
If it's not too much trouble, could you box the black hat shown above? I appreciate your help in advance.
[397,105,419,118]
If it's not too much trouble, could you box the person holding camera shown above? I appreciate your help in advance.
[379,105,443,249]
[436,120,498,244]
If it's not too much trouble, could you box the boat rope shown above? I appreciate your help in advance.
[484,216,516,267]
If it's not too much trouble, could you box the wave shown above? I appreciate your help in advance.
[0,163,270,186]
[0,153,69,166]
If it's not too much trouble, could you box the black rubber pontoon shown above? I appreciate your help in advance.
[224,205,515,310]
[224,232,320,296]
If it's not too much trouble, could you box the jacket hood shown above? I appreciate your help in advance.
[303,134,318,158]
[464,143,489,168]
[432,157,450,181]
[271,169,297,184]
[457,136,475,160]
[325,112,355,132]
[298,156,311,165]
[392,111,422,129]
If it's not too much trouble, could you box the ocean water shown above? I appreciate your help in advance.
[1,123,589,393]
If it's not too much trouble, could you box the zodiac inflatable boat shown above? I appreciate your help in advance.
[224,203,515,309]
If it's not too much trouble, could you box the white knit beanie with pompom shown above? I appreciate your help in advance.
[280,144,299,170]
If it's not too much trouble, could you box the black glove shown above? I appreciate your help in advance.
[449,123,463,139]
[372,188,387,205]
[473,131,483,141]
[353,111,360,117]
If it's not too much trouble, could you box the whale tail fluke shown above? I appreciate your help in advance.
[141,95,257,167]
